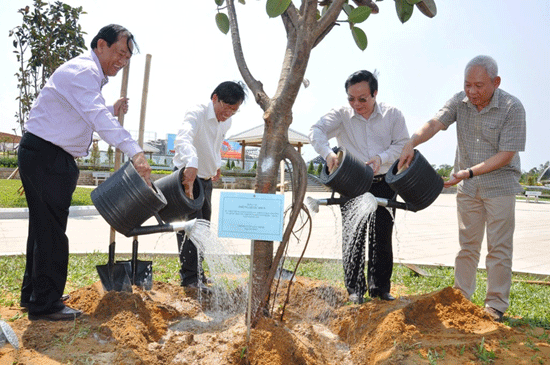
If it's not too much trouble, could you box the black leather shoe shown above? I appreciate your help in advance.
[484,307,504,322]
[28,306,82,321]
[183,281,212,294]
[378,292,396,301]
[20,294,70,309]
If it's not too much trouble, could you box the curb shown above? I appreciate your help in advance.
[0,205,98,219]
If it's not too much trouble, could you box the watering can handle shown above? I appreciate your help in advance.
[153,212,164,225]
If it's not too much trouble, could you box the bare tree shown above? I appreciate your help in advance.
[214,0,437,325]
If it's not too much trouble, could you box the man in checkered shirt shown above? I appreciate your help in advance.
[398,55,526,322]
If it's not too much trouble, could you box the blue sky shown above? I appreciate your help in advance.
[1,1,548,170]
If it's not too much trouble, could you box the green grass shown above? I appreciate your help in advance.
[1,255,549,330]
[0,179,93,208]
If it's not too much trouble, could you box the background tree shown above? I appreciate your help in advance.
[307,160,315,175]
[316,162,323,177]
[90,141,100,168]
[214,0,437,325]
[9,0,87,134]
[107,145,114,168]
[436,164,453,178]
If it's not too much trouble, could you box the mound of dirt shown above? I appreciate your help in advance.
[1,279,548,364]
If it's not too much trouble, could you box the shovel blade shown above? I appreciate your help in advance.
[116,259,153,290]
[96,262,133,292]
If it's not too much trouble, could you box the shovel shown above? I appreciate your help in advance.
[96,241,132,292]
[96,215,197,292]
[115,237,153,290]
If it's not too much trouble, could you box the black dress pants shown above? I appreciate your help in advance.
[341,178,395,298]
[177,178,213,285]
[18,133,79,315]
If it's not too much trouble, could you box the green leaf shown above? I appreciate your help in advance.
[266,0,291,18]
[238,0,246,4]
[214,0,224,6]
[348,6,371,24]
[342,4,353,16]
[416,0,437,18]
[406,0,422,4]
[351,26,367,51]
[395,0,414,23]
[215,13,230,34]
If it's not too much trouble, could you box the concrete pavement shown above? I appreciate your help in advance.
[1,189,549,276]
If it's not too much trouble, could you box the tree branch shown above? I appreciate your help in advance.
[313,0,347,44]
[226,0,270,110]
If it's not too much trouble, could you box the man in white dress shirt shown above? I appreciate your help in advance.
[173,81,246,291]
[18,24,151,321]
[309,70,409,304]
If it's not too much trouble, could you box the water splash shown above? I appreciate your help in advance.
[181,219,249,314]
[340,192,378,296]
[341,192,378,246]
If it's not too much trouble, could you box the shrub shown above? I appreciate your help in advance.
[0,157,18,168]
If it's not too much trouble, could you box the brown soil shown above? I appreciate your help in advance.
[1,278,548,364]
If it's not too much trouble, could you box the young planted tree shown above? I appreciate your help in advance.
[214,0,437,325]
[9,0,87,134]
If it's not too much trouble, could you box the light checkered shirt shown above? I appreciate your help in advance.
[435,88,526,198]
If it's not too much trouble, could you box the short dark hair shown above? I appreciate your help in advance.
[211,81,247,105]
[345,70,378,96]
[90,24,139,54]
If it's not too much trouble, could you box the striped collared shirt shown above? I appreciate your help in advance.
[435,88,526,198]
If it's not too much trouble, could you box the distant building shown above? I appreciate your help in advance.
[0,131,21,153]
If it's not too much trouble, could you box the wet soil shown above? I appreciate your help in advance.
[1,278,549,364]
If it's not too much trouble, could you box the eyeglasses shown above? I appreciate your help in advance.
[347,95,371,104]
[220,100,240,115]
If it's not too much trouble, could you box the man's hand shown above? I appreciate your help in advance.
[366,155,382,175]
[444,169,470,188]
[326,152,339,174]
[398,142,415,171]
[131,152,152,186]
[212,168,221,182]
[114,97,129,117]
[182,167,198,199]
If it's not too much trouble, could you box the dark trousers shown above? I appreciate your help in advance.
[18,133,79,315]
[177,178,213,285]
[341,178,395,298]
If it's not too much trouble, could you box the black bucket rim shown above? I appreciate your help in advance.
[319,148,374,198]
[385,149,443,211]
[155,167,205,223]
[91,161,167,236]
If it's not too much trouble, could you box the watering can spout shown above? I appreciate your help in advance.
[306,195,418,212]
[126,218,197,237]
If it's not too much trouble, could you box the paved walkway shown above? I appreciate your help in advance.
[1,189,549,277]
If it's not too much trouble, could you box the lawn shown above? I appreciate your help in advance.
[0,179,93,208]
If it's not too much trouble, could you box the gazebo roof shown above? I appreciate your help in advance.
[227,124,310,147]
[539,166,550,184]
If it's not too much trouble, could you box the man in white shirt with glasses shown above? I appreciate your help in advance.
[309,70,409,304]
[173,81,246,292]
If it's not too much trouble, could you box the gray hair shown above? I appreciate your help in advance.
[465,55,498,80]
